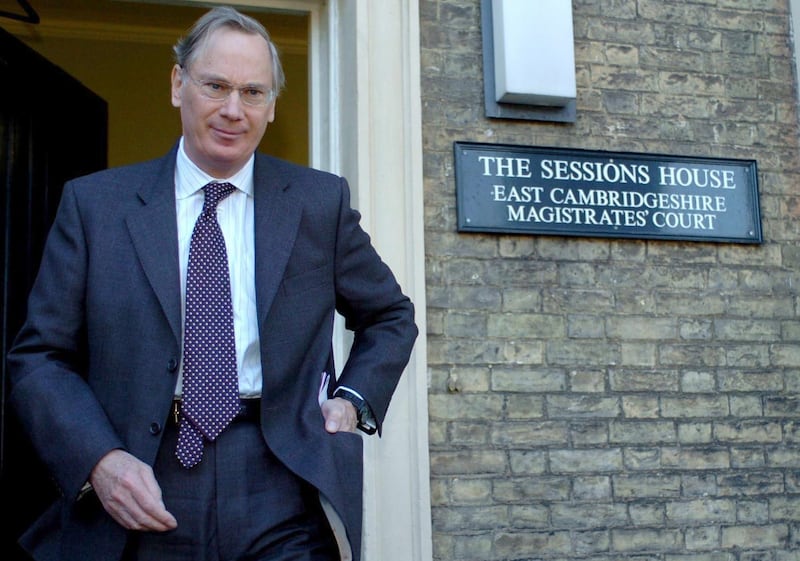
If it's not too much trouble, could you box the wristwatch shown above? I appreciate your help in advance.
[334,389,377,435]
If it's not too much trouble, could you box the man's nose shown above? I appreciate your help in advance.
[219,90,245,117]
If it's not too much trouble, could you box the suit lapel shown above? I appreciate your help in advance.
[126,151,182,343]
[122,151,302,345]
[253,155,303,325]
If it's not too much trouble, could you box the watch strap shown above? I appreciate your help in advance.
[333,387,377,435]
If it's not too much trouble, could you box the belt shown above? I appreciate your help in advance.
[171,398,261,426]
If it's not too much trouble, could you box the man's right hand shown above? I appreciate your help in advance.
[89,449,178,532]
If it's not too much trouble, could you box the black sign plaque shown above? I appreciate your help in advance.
[455,142,761,244]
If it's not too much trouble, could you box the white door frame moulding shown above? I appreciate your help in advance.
[792,0,800,107]
[181,2,432,560]
[326,3,431,560]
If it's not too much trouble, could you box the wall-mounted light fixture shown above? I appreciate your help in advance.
[482,0,576,122]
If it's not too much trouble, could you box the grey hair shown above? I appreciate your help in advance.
[173,6,286,96]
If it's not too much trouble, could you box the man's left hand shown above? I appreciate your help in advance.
[321,397,358,433]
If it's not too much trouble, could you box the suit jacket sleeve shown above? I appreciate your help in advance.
[329,176,418,432]
[6,180,127,500]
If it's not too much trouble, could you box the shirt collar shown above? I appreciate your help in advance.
[174,137,255,199]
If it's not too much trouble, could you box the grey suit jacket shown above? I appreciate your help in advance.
[6,144,417,561]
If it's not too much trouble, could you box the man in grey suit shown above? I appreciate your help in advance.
[6,6,417,561]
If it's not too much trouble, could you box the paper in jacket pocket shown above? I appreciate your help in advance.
[318,371,330,405]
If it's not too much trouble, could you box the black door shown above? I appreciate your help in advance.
[0,26,108,561]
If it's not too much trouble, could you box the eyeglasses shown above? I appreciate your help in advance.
[183,71,276,107]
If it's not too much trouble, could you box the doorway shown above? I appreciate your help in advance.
[0,3,308,559]
[0,25,108,561]
[1,1,309,168]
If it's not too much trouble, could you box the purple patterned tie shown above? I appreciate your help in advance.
[176,182,239,468]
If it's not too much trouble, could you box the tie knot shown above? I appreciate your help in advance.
[202,182,236,212]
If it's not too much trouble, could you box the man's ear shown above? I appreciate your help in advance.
[170,64,183,108]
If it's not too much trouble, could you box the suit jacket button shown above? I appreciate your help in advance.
[149,422,162,435]
[167,358,178,372]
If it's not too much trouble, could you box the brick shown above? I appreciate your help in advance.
[550,502,628,529]
[574,530,611,555]
[765,396,800,416]
[613,474,682,499]
[431,505,509,532]
[769,496,800,521]
[508,450,547,475]
[665,499,737,524]
[508,504,549,528]
[573,475,612,500]
[501,288,541,312]
[730,447,766,469]
[444,311,486,337]
[494,476,571,503]
[547,340,619,366]
[683,474,720,497]
[451,477,491,504]
[570,421,611,445]
[623,447,662,471]
[678,422,713,444]
[569,369,607,392]
[612,528,682,551]
[629,503,665,526]
[550,449,623,473]
[491,421,570,447]
[720,524,788,548]
[729,395,764,417]
[452,534,492,561]
[680,320,715,341]
[429,450,506,476]
[488,312,565,338]
[610,368,679,392]
[619,342,658,367]
[492,367,563,392]
[447,366,491,392]
[719,370,782,392]
[717,471,784,495]
[607,316,677,339]
[661,395,730,418]
[505,394,545,419]
[737,500,769,524]
[658,345,727,367]
[681,371,717,392]
[713,420,783,443]
[428,394,504,421]
[449,422,490,446]
[548,395,621,419]
[685,525,722,550]
[610,420,676,443]
[566,314,606,338]
[661,448,730,470]
[622,395,661,418]
[494,530,571,556]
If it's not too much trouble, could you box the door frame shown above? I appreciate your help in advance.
[187,1,431,559]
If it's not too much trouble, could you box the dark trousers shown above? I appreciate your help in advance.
[122,415,339,561]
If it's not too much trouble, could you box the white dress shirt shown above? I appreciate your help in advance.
[173,138,262,398]
[171,139,374,429]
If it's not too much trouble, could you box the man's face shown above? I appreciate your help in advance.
[170,27,276,178]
